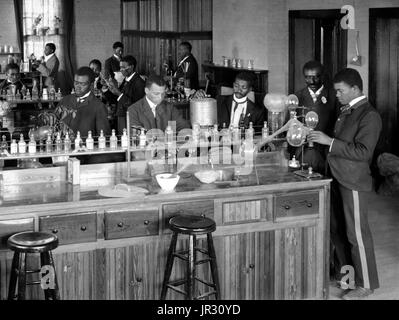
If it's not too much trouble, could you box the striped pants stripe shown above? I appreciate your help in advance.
[330,180,379,289]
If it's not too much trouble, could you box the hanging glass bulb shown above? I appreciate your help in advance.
[287,122,306,147]
[305,111,319,130]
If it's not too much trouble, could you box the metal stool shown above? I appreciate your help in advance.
[161,214,220,300]
[7,231,60,300]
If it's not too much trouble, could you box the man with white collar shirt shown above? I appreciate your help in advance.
[308,68,381,300]
[34,43,59,88]
[104,41,123,81]
[107,55,145,134]
[217,72,265,131]
[174,41,199,90]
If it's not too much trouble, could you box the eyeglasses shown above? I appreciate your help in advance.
[74,80,90,86]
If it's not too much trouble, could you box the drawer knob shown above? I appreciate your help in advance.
[307,203,313,208]
[284,205,290,210]
[52,229,58,234]
[117,222,124,228]
[143,220,150,225]
[200,214,206,218]
[80,226,87,231]
[249,264,255,269]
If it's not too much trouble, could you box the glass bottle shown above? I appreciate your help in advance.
[245,122,254,141]
[28,134,37,154]
[45,133,52,153]
[165,125,173,146]
[55,132,62,152]
[121,128,128,149]
[262,121,269,139]
[10,139,18,154]
[98,130,106,150]
[74,131,82,150]
[0,135,8,153]
[18,134,26,154]
[32,84,39,100]
[211,124,219,144]
[64,132,71,152]
[139,130,146,148]
[86,131,94,150]
[109,129,118,149]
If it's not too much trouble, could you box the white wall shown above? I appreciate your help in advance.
[74,0,120,70]
[0,1,19,53]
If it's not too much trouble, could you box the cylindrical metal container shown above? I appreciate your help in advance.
[190,98,217,127]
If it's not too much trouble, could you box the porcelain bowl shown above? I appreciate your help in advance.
[156,173,180,191]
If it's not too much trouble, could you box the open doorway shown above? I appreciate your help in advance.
[289,9,347,94]
[369,8,399,156]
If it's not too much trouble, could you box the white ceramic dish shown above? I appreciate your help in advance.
[194,170,219,184]
[156,173,180,191]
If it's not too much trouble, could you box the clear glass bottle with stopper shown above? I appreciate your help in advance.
[74,131,82,150]
[55,132,62,152]
[262,121,269,139]
[28,134,36,154]
[139,129,146,148]
[18,134,26,154]
[86,131,94,150]
[10,139,18,154]
[109,129,118,149]
[1,135,8,153]
[64,132,71,152]
[121,128,128,149]
[98,130,106,150]
[45,133,52,153]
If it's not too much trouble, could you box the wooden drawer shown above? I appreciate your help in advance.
[39,212,97,245]
[275,191,319,219]
[0,217,34,249]
[162,200,214,231]
[104,209,159,240]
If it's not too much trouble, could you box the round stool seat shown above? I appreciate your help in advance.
[169,214,216,235]
[7,231,59,253]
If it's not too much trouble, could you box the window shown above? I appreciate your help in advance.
[22,0,62,60]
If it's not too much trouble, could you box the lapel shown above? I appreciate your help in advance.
[142,98,157,128]
[155,102,167,130]
[225,95,234,122]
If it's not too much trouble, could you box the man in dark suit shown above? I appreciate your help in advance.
[217,72,265,132]
[104,41,123,81]
[174,41,199,90]
[293,60,338,173]
[128,74,190,133]
[56,66,110,138]
[308,68,381,300]
[34,43,60,88]
[107,55,145,134]
[0,63,25,94]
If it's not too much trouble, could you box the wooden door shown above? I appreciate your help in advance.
[370,9,399,156]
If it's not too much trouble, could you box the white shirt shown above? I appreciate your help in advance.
[308,85,324,103]
[77,91,91,103]
[174,55,190,77]
[230,95,248,127]
[146,96,157,117]
[329,95,367,152]
[117,72,136,101]
[113,54,121,61]
[44,53,55,63]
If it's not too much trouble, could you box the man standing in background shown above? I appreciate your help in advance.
[104,41,124,82]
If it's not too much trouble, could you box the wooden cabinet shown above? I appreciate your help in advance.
[0,217,34,249]
[275,191,319,220]
[39,212,97,245]
[104,209,159,240]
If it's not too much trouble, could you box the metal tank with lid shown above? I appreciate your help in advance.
[189,97,217,127]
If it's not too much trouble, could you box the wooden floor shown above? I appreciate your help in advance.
[328,191,399,300]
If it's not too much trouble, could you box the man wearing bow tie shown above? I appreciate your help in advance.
[292,60,338,174]
[217,72,265,131]
[174,41,199,90]
[308,68,381,300]
[56,66,110,138]
[104,41,123,81]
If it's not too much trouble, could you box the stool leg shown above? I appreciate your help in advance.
[187,234,196,300]
[49,251,60,300]
[160,232,178,300]
[40,251,60,300]
[207,233,221,300]
[17,253,27,300]
[8,252,20,300]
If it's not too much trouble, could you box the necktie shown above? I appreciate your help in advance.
[340,104,351,114]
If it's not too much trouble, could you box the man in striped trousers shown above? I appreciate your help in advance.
[308,68,381,299]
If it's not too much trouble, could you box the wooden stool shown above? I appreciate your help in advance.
[161,214,220,300]
[7,231,60,300]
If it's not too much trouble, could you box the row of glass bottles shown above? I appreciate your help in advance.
[1,86,62,102]
[1,129,127,155]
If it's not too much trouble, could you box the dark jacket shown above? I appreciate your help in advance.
[128,97,190,133]
[116,73,145,116]
[104,55,120,80]
[217,95,266,132]
[0,79,25,95]
[56,92,111,137]
[175,54,199,90]
[327,98,382,191]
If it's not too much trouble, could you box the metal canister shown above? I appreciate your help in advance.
[190,98,217,127]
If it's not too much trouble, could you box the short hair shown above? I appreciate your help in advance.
[5,63,20,73]
[45,43,56,52]
[235,72,254,88]
[121,55,137,70]
[179,41,192,52]
[333,68,363,91]
[303,60,324,74]
[75,66,95,84]
[89,59,102,69]
[145,74,166,88]
[113,41,124,50]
